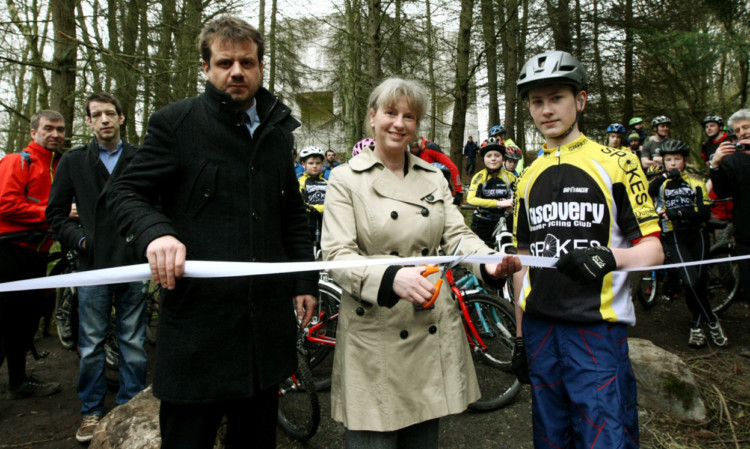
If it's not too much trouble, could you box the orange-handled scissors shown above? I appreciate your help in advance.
[420,265,443,308]
[420,237,466,309]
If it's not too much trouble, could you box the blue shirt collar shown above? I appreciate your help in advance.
[245,99,261,137]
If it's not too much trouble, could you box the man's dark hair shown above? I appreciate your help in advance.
[86,92,123,118]
[198,16,264,65]
[325,150,335,156]
[30,110,64,130]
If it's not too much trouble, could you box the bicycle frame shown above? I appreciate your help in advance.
[305,269,505,355]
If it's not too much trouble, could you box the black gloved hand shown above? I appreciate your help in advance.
[511,337,531,384]
[556,246,617,285]
[453,191,463,206]
[665,208,684,220]
[666,169,681,179]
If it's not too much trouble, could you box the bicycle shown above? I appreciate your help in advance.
[277,330,321,442]
[304,263,521,412]
[705,219,740,314]
[458,205,516,304]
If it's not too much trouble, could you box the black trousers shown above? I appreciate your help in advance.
[663,229,716,326]
[0,242,49,386]
[159,386,279,449]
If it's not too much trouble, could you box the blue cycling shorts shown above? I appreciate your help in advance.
[522,314,639,449]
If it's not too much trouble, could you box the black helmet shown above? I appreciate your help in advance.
[651,115,671,128]
[517,51,587,99]
[480,137,505,157]
[659,139,689,157]
[702,115,723,127]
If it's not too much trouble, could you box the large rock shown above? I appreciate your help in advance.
[89,386,225,449]
[629,338,706,423]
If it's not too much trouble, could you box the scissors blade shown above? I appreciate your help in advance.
[447,236,468,269]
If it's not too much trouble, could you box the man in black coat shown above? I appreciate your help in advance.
[105,16,318,448]
[46,92,147,443]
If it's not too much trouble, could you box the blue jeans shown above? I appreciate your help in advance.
[77,282,147,416]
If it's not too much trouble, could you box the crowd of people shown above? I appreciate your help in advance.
[0,15,749,449]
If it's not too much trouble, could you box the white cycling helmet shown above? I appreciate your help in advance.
[299,145,325,161]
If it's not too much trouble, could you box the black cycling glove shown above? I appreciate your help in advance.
[511,337,531,384]
[453,191,463,206]
[556,246,617,285]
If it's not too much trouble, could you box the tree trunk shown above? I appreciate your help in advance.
[623,0,634,123]
[367,0,382,84]
[268,0,278,92]
[592,0,610,126]
[502,0,519,143]
[480,0,499,128]
[545,0,571,53]
[50,0,77,147]
[515,0,529,153]
[425,0,437,141]
[449,0,474,168]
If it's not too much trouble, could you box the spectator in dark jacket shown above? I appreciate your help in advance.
[106,16,318,448]
[46,92,147,443]
[463,135,478,175]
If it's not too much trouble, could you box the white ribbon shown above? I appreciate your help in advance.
[1,253,749,293]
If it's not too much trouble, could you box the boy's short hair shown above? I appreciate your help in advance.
[85,92,123,117]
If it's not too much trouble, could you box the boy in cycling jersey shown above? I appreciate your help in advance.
[605,123,628,151]
[467,137,514,248]
[648,140,728,348]
[511,51,663,449]
[298,146,328,245]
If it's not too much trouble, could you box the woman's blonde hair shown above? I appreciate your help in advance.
[365,78,428,137]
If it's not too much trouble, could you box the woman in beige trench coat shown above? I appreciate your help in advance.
[321,78,521,448]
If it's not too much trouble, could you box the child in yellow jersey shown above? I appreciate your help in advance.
[605,123,629,151]
[512,51,663,449]
[298,146,328,246]
[648,139,728,348]
[467,137,513,248]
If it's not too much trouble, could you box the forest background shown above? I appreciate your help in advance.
[0,0,748,168]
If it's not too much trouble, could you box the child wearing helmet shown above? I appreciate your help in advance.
[648,139,728,348]
[512,51,663,449]
[641,115,671,169]
[605,123,628,151]
[298,146,328,241]
[503,145,522,176]
[627,117,647,146]
[467,137,514,247]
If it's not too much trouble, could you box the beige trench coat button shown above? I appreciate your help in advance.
[400,330,409,339]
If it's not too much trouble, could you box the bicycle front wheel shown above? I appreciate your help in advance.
[631,270,657,309]
[706,243,739,314]
[277,351,320,441]
[304,283,339,369]
[462,293,521,412]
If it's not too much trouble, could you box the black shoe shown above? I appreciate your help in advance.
[8,374,61,400]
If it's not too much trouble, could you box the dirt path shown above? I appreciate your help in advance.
[1,296,748,449]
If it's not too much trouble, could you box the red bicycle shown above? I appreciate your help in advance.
[305,266,521,412]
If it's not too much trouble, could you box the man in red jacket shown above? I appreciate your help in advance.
[0,109,65,399]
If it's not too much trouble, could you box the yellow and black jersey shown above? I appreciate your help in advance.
[299,173,327,214]
[467,168,515,210]
[513,134,661,326]
[651,173,710,232]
